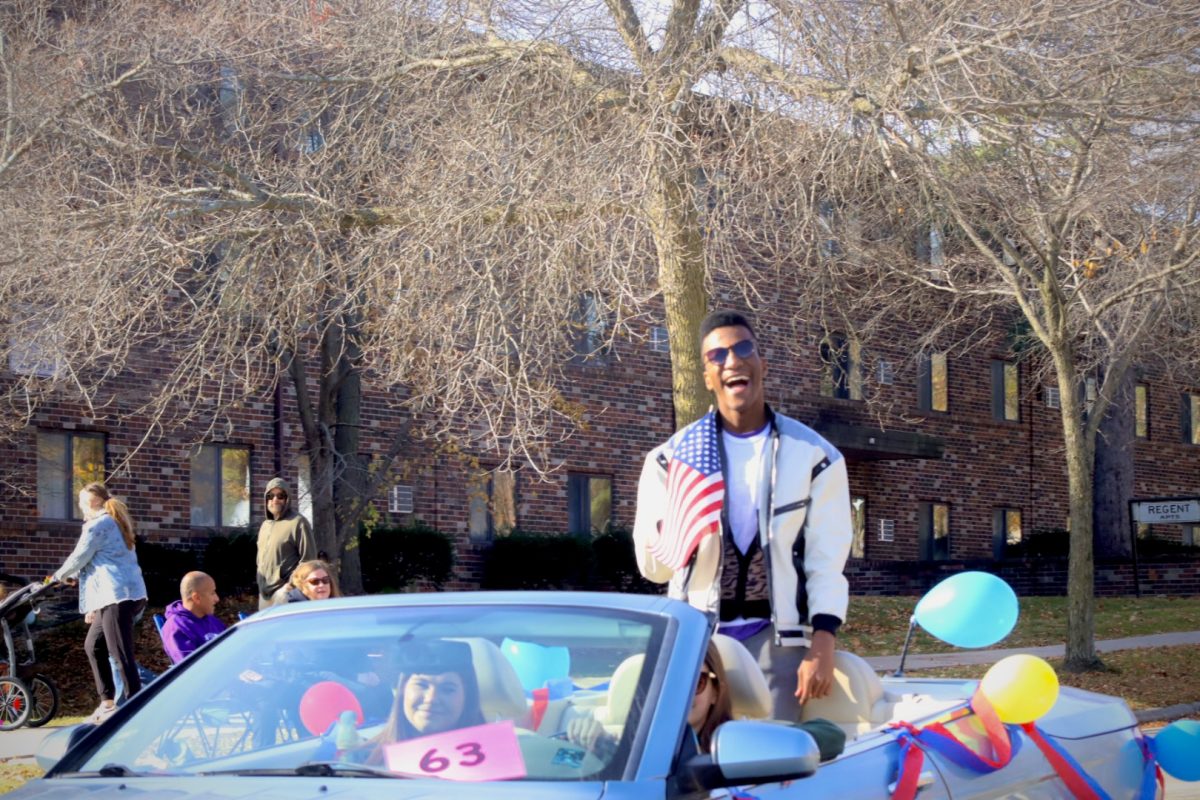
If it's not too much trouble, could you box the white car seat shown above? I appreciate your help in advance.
[450,637,528,723]
[798,651,897,737]
[710,633,772,720]
[591,653,644,734]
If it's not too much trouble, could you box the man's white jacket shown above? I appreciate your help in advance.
[633,409,852,646]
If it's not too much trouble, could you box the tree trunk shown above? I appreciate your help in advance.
[1093,370,1135,558]
[645,138,710,429]
[306,446,340,564]
[333,309,366,594]
[1056,359,1102,670]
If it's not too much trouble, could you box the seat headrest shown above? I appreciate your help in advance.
[711,633,772,720]
[799,650,884,726]
[603,653,645,727]
[449,637,527,722]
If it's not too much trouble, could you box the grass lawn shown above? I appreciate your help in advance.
[0,762,42,794]
[840,595,1200,657]
[905,645,1200,711]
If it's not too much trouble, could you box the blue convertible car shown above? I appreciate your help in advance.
[12,591,1154,798]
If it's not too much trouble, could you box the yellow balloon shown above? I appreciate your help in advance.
[979,654,1059,724]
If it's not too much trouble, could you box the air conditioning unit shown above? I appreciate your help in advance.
[389,485,414,514]
[1044,386,1061,409]
[878,519,895,542]
[876,360,895,386]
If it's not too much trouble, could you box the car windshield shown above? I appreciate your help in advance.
[76,603,665,781]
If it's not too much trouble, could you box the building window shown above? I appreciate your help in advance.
[919,502,951,561]
[992,360,1020,422]
[37,431,105,520]
[568,473,611,535]
[817,197,841,259]
[993,508,1023,558]
[1135,384,1149,439]
[820,333,862,400]
[915,223,946,265]
[571,292,608,364]
[917,352,948,413]
[190,444,251,528]
[1185,526,1196,548]
[468,469,517,543]
[850,496,866,559]
[8,306,62,378]
[1083,376,1098,417]
[1182,393,1200,445]
[649,325,670,354]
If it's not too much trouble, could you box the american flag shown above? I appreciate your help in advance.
[649,411,725,571]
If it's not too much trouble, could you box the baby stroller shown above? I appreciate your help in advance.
[0,580,62,730]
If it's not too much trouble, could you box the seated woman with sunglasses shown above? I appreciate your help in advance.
[567,640,845,761]
[282,559,341,603]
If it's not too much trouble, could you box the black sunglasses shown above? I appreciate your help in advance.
[704,338,757,365]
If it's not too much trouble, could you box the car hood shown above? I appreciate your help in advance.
[6,777,606,799]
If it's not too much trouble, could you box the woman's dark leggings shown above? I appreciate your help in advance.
[85,598,147,702]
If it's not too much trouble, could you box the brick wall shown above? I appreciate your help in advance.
[2,303,1198,595]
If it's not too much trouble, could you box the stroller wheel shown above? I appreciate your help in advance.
[0,676,32,730]
[25,674,59,728]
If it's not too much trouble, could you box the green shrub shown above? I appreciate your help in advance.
[479,528,660,593]
[480,531,595,590]
[1002,528,1071,559]
[135,537,198,605]
[359,520,455,593]
[592,528,659,594]
[201,530,258,596]
[1135,534,1200,558]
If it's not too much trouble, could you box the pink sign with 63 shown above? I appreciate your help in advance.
[383,720,528,781]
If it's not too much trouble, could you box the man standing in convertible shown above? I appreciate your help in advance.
[633,309,853,718]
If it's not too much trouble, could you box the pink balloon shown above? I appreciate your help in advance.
[299,680,364,736]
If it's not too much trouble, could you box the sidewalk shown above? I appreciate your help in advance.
[0,727,55,761]
[863,630,1200,672]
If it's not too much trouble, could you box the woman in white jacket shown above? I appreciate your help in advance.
[51,482,148,723]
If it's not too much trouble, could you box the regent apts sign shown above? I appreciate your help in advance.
[1130,498,1200,525]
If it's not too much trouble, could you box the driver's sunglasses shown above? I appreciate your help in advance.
[696,667,717,694]
[267,492,287,500]
[704,338,756,365]
[306,576,332,586]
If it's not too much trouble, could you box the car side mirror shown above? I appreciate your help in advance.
[35,724,93,772]
[676,720,820,792]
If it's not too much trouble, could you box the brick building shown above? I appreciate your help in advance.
[2,301,1199,593]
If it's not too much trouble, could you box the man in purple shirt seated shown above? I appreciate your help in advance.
[161,571,227,664]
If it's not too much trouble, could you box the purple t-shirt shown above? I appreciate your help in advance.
[161,600,227,663]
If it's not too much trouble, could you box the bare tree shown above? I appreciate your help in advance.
[4,0,1197,658]
[748,1,1200,667]
[0,0,660,588]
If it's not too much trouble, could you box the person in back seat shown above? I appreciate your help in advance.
[568,640,845,761]
[687,640,845,760]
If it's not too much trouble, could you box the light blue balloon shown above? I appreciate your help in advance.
[1155,719,1200,782]
[501,637,570,693]
[914,571,1018,648]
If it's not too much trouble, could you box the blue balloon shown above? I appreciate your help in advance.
[914,571,1018,648]
[1155,719,1200,782]
[501,637,571,693]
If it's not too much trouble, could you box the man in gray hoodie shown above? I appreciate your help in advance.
[255,478,316,609]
